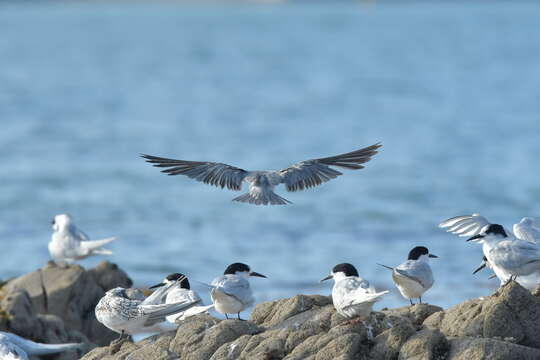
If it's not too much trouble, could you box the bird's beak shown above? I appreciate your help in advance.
[429,254,438,258]
[51,219,55,225]
[149,282,165,289]
[320,274,333,282]
[472,262,487,274]
[467,234,485,242]
[250,271,267,278]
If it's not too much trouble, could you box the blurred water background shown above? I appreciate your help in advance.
[1,1,539,312]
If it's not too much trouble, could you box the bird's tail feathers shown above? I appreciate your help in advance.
[82,237,117,250]
[233,191,291,206]
[91,248,113,256]
[377,263,394,271]
[364,290,390,302]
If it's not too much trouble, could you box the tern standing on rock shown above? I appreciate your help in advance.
[49,214,117,265]
[321,263,389,322]
[95,279,200,343]
[148,273,214,323]
[0,332,82,360]
[141,143,381,205]
[467,224,540,283]
[378,246,437,305]
[210,263,266,320]
[439,214,540,289]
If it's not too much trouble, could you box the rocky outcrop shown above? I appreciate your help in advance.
[81,281,540,360]
[3,261,540,360]
[0,261,132,359]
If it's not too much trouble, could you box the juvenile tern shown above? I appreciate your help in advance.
[49,214,117,265]
[95,279,200,342]
[141,143,381,205]
[320,263,388,322]
[210,263,266,319]
[467,224,540,283]
[440,214,540,289]
[378,246,437,305]
[0,332,81,360]
[148,273,214,323]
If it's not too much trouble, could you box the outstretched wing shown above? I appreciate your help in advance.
[141,154,248,191]
[513,218,540,244]
[277,143,381,192]
[438,213,491,237]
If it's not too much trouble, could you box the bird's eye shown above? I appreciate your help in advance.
[51,219,55,225]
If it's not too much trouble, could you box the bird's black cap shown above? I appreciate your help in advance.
[332,263,359,277]
[485,224,507,237]
[224,263,251,275]
[407,246,436,260]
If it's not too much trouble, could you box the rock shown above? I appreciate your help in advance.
[424,282,540,349]
[1,261,131,346]
[382,304,443,327]
[0,261,132,360]
[447,337,540,360]
[250,294,332,328]
[369,316,415,360]
[398,328,449,360]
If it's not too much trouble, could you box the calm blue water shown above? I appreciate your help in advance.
[1,1,540,311]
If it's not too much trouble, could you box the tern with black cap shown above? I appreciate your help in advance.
[467,223,540,283]
[321,263,389,322]
[148,273,214,323]
[440,213,540,290]
[210,263,266,320]
[378,246,437,305]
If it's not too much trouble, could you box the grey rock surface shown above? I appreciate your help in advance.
[424,281,540,349]
[0,261,132,359]
[5,265,540,360]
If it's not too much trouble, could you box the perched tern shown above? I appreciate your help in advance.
[210,263,266,319]
[148,273,214,323]
[440,214,540,289]
[0,332,81,360]
[141,143,381,205]
[378,246,437,305]
[49,214,117,265]
[467,224,540,283]
[95,279,200,342]
[438,214,540,243]
[320,263,389,321]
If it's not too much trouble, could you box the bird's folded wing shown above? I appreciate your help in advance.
[394,268,427,288]
[212,277,252,305]
[141,154,248,191]
[142,300,200,322]
[1,332,81,356]
[438,213,491,237]
[278,143,381,192]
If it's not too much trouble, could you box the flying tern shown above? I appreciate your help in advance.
[141,143,381,205]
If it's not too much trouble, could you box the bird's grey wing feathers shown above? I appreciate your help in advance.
[438,213,491,237]
[277,143,381,192]
[395,261,433,288]
[141,154,248,191]
[513,218,540,244]
[142,300,200,323]
[212,276,253,305]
